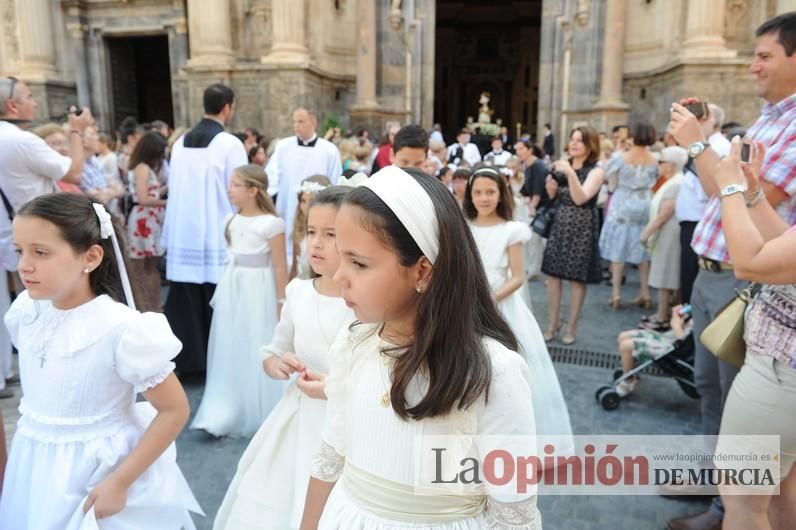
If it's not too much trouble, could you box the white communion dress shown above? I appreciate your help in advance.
[469,221,574,456]
[214,278,354,529]
[191,213,286,437]
[310,323,543,529]
[0,291,202,529]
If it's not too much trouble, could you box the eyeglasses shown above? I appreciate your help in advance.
[4,76,18,101]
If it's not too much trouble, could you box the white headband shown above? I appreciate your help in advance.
[92,203,136,310]
[295,181,328,194]
[361,166,439,264]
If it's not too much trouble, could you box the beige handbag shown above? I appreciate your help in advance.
[699,283,762,368]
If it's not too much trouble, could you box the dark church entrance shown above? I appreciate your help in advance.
[105,35,174,131]
[434,0,542,143]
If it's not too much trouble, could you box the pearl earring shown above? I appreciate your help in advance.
[416,285,422,293]
[84,268,90,274]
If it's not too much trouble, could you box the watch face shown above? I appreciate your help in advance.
[688,143,703,158]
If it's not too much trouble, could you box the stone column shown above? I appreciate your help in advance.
[187,0,234,65]
[15,0,58,79]
[596,0,626,108]
[353,0,378,109]
[262,0,309,64]
[682,0,735,58]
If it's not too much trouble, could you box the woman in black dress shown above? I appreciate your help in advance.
[541,126,604,345]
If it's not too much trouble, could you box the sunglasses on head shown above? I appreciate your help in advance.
[4,76,18,101]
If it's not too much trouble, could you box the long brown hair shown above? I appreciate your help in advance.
[463,165,514,221]
[570,125,601,167]
[343,168,517,421]
[128,131,167,174]
[225,164,277,244]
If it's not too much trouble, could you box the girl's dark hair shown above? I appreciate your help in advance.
[309,184,350,210]
[452,168,471,181]
[436,166,453,181]
[344,168,517,420]
[18,194,136,306]
[306,185,350,279]
[247,144,263,162]
[128,131,167,174]
[462,165,514,221]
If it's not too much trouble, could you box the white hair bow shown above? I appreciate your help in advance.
[92,203,136,310]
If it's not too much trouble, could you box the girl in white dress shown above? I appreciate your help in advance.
[290,176,331,280]
[0,194,201,529]
[191,164,289,437]
[464,166,574,457]
[215,186,354,529]
[300,166,542,529]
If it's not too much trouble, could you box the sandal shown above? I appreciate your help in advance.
[640,317,671,332]
[561,334,576,346]
[629,295,653,309]
[609,296,621,310]
[543,324,562,343]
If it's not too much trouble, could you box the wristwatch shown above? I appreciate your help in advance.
[687,141,711,159]
[720,184,746,199]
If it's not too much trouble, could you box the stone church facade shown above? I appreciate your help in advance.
[1,0,794,151]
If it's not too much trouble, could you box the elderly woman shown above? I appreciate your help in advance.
[639,146,688,329]
[713,137,796,530]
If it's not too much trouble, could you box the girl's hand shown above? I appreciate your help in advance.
[83,473,128,519]
[716,136,746,190]
[296,369,327,400]
[263,353,305,380]
[640,229,650,245]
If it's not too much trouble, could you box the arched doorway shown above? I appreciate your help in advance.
[434,0,542,143]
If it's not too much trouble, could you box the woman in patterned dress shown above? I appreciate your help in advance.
[126,132,168,312]
[541,126,604,345]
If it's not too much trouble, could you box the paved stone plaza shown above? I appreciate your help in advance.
[2,270,709,529]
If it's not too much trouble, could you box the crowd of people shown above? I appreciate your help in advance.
[0,10,793,530]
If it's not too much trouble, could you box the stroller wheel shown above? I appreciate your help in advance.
[595,385,612,402]
[612,369,624,382]
[598,388,621,410]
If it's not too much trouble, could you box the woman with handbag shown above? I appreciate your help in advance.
[540,126,604,344]
[714,136,796,530]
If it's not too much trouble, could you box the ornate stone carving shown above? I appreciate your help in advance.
[389,0,403,31]
[575,0,590,27]
[3,0,19,62]
[724,0,751,51]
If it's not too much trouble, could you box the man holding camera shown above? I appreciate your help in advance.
[0,77,93,211]
[666,12,796,530]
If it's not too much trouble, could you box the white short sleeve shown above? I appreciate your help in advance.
[507,221,531,247]
[3,290,34,347]
[21,134,71,182]
[115,312,181,393]
[261,278,299,359]
[262,215,286,240]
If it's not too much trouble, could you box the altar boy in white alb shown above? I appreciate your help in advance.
[161,83,248,374]
[267,108,341,260]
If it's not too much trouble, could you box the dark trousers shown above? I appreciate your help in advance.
[679,221,699,304]
[164,281,216,374]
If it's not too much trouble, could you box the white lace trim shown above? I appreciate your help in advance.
[134,367,173,394]
[483,497,543,529]
[310,441,344,482]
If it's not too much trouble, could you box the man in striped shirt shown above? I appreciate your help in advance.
[665,11,796,530]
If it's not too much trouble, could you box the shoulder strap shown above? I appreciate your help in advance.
[0,187,14,221]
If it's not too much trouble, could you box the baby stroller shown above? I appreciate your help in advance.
[595,332,699,410]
